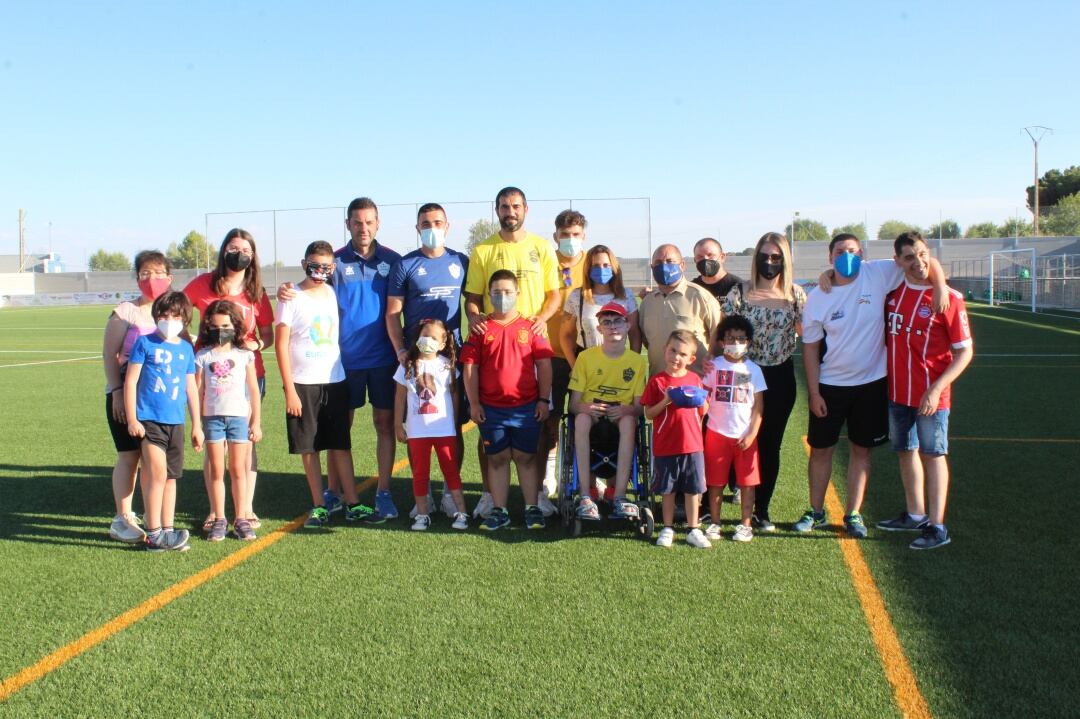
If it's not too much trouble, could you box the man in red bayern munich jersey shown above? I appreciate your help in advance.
[877,231,973,550]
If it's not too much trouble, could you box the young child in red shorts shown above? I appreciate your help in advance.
[702,315,766,542]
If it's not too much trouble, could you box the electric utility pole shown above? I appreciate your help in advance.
[1023,126,1052,235]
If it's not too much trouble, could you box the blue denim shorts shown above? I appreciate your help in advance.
[203,415,251,444]
[888,401,949,456]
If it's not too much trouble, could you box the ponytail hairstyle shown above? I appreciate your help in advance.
[403,318,456,380]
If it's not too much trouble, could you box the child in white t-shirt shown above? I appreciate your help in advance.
[703,315,766,542]
[195,299,263,541]
[394,319,467,531]
[275,241,368,529]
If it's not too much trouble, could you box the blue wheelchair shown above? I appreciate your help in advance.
[556,413,655,540]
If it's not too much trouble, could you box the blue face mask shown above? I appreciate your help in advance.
[589,266,614,285]
[834,252,862,278]
[419,228,444,250]
[652,262,682,286]
[490,292,516,314]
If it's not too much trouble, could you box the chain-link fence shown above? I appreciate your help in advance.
[205,197,653,288]
[948,252,1080,310]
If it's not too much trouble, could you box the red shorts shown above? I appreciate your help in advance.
[704,428,761,488]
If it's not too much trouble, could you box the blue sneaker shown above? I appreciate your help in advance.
[910,524,950,550]
[524,505,545,530]
[375,490,399,520]
[876,512,929,532]
[844,512,868,539]
[323,490,344,515]
[793,509,826,533]
[480,507,511,532]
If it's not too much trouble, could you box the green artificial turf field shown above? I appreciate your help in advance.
[0,302,1077,718]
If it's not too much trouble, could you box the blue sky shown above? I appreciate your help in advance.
[2,1,1078,268]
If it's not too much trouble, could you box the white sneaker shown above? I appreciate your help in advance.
[451,512,469,531]
[536,494,557,518]
[733,524,754,542]
[473,492,495,519]
[656,527,675,548]
[686,527,712,549]
[704,523,722,541]
[411,515,431,531]
[409,493,436,519]
[109,514,146,544]
[440,492,458,517]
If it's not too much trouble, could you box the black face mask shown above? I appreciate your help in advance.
[756,254,783,280]
[207,328,236,346]
[224,251,252,272]
[695,259,721,278]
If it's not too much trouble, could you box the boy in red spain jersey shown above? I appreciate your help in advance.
[461,269,553,533]
[878,232,973,550]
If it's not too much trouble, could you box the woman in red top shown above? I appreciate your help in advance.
[183,228,273,531]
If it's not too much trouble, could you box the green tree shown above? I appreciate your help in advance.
[466,219,500,255]
[926,219,961,239]
[785,217,828,243]
[167,230,217,270]
[1026,165,1080,213]
[88,249,131,272]
[832,222,868,242]
[877,220,922,241]
[1040,193,1080,236]
[964,221,1000,238]
[997,217,1033,238]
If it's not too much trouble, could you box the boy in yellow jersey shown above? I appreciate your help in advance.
[567,302,647,521]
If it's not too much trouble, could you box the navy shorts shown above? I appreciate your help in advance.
[651,452,706,495]
[479,402,540,455]
[888,401,949,456]
[345,364,396,410]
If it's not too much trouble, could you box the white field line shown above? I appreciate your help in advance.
[0,327,103,330]
[0,350,100,354]
[0,355,100,369]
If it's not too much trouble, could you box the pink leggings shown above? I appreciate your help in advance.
[408,436,462,497]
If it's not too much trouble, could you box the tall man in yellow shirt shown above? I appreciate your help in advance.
[464,186,562,517]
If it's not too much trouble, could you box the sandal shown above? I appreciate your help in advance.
[247,515,261,530]
[576,497,601,521]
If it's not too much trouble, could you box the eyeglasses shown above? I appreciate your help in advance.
[598,317,627,328]
[137,270,169,279]
[758,253,783,263]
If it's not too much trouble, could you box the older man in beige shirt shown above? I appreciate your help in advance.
[638,243,722,375]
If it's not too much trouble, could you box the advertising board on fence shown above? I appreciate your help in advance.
[0,291,141,308]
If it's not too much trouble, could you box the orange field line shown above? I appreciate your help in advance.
[802,436,933,719]
[0,421,462,703]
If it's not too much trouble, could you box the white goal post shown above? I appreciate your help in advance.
[988,248,1036,313]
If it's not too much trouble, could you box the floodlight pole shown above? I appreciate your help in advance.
[791,211,799,264]
[1023,126,1052,235]
[18,209,26,273]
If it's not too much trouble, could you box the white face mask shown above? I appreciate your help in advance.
[420,228,445,250]
[558,237,582,257]
[724,342,748,359]
[157,319,183,339]
[416,336,442,355]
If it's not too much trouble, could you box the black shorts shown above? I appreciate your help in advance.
[807,377,889,449]
[286,381,352,454]
[106,392,141,453]
[142,420,185,479]
[345,364,396,410]
[455,369,470,427]
[550,357,572,418]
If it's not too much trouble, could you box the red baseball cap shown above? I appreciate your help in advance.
[595,302,628,318]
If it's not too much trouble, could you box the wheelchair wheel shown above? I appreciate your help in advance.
[572,517,583,538]
[560,496,573,530]
[637,506,655,541]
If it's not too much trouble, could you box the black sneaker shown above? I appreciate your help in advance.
[752,514,776,532]
[910,525,951,550]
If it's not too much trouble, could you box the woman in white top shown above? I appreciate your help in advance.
[560,244,641,366]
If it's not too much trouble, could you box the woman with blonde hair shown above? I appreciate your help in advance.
[720,231,806,531]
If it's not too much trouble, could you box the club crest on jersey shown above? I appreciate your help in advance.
[377,262,391,277]
[623,368,636,382]
[917,304,933,319]
[517,329,529,344]
[448,263,461,279]
[529,249,540,264]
